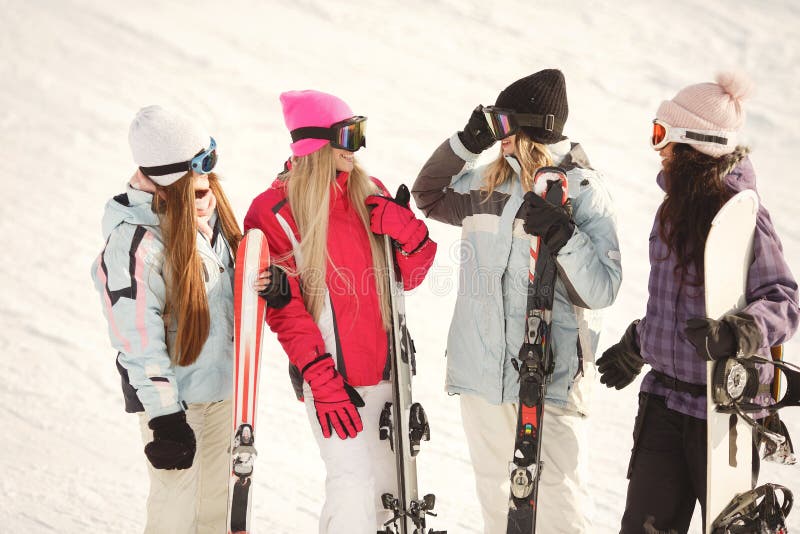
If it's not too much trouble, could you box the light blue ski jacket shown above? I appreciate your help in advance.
[91,185,235,419]
[412,135,622,411]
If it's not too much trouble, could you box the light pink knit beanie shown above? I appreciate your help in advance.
[655,72,755,157]
[280,90,354,157]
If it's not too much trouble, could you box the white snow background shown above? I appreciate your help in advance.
[1,0,799,532]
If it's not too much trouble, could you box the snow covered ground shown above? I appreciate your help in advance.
[2,0,798,531]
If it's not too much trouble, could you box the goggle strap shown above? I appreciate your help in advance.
[515,113,563,133]
[684,130,729,146]
[139,161,191,177]
[290,126,334,143]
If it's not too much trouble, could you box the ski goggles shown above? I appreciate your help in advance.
[651,119,733,150]
[139,137,218,177]
[481,106,560,140]
[290,116,367,152]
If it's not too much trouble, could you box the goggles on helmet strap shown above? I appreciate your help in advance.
[290,116,367,152]
[140,137,218,177]
[481,105,560,140]
[651,119,733,150]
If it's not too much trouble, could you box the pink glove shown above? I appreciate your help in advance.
[302,355,364,439]
[365,184,428,253]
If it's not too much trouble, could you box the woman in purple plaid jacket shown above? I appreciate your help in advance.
[596,72,799,533]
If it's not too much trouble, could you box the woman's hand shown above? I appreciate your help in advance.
[253,268,272,293]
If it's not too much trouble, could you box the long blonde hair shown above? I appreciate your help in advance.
[152,172,242,366]
[284,145,391,329]
[482,132,553,196]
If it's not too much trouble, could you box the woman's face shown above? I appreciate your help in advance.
[659,143,675,169]
[332,148,355,173]
[192,171,211,202]
[501,134,517,157]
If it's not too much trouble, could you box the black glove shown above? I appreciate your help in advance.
[144,411,196,470]
[458,105,496,154]
[597,320,644,390]
[521,191,575,253]
[685,312,762,361]
[258,265,291,309]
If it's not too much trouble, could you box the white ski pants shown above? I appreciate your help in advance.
[137,399,232,534]
[304,381,396,534]
[460,394,592,534]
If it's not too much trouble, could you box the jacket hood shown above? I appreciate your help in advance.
[101,184,160,239]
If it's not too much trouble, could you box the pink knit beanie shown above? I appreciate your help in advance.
[655,72,755,157]
[280,90,354,157]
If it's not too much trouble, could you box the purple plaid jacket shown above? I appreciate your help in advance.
[637,157,799,419]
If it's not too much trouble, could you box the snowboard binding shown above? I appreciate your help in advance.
[711,355,800,454]
[711,483,793,533]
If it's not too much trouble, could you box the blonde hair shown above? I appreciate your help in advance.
[482,133,553,197]
[284,145,391,329]
[153,172,242,366]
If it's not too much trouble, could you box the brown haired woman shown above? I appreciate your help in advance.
[92,106,287,533]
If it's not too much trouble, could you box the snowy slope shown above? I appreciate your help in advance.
[1,0,798,531]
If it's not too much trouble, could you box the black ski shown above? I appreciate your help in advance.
[506,167,569,534]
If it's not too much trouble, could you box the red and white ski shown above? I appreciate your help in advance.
[227,228,270,534]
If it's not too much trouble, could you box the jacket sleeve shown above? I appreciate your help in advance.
[91,226,182,419]
[395,238,437,291]
[743,209,799,348]
[369,176,438,291]
[554,175,623,309]
[412,133,479,226]
[244,196,327,370]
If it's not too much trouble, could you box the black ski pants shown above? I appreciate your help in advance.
[620,393,707,534]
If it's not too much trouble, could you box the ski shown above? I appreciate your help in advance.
[379,185,445,534]
[227,229,270,534]
[506,167,569,534]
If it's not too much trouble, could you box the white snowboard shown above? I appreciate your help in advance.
[704,189,759,532]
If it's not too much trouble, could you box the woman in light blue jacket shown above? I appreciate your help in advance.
[91,106,285,533]
[412,69,622,533]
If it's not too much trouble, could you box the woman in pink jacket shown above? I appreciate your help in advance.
[244,90,436,533]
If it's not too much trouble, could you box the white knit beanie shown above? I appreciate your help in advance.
[655,72,755,157]
[128,105,211,186]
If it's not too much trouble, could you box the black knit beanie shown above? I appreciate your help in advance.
[495,69,568,144]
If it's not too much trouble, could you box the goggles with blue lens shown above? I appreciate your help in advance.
[140,137,218,178]
[481,106,561,140]
[290,116,367,152]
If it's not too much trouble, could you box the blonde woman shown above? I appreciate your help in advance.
[244,90,436,533]
[92,106,287,533]
[412,69,622,533]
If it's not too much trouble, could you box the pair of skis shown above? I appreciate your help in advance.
[226,229,270,534]
[379,184,445,534]
[506,167,569,534]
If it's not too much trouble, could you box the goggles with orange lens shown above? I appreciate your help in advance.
[482,106,560,140]
[291,116,367,152]
[651,119,733,150]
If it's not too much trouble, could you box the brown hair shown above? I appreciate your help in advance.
[658,144,748,284]
[152,172,242,366]
[482,132,553,197]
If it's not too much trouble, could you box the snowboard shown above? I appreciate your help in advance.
[506,167,569,534]
[704,189,759,533]
[378,185,444,534]
[227,228,270,534]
